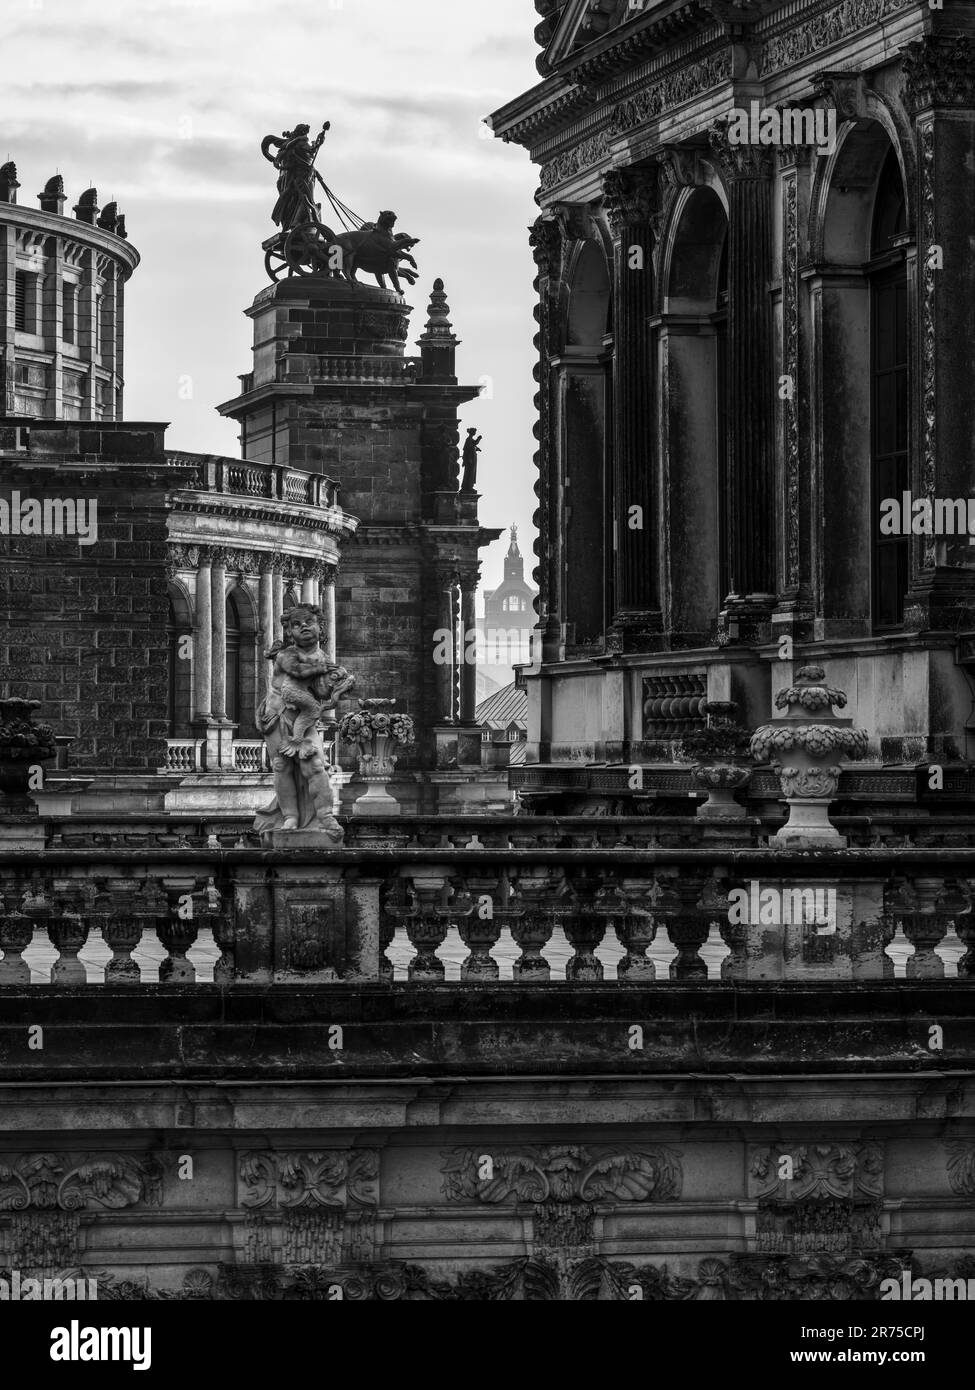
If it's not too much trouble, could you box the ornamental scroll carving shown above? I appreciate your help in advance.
[749,1143,884,1256]
[441,1144,682,1204]
[239,1150,379,1210]
[946,1141,975,1195]
[0,1153,163,1211]
[239,1151,380,1267]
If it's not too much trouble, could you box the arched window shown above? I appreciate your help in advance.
[870,147,908,629]
[226,593,242,726]
[662,185,729,637]
[166,588,193,738]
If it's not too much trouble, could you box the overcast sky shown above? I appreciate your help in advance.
[5,0,541,594]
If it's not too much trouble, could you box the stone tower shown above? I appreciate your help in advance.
[218,275,501,795]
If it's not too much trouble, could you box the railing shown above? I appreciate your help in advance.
[165,452,342,511]
[276,355,423,384]
[164,740,203,773]
[233,741,269,773]
[0,844,973,987]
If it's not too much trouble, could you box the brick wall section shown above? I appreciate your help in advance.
[0,422,175,773]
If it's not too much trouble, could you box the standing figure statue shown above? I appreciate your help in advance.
[461,428,482,492]
[254,605,356,842]
[262,121,330,231]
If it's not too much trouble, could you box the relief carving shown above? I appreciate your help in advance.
[441,1144,682,1203]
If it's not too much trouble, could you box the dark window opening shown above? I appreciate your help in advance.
[63,283,77,344]
[870,149,909,631]
[714,227,730,601]
[226,593,241,726]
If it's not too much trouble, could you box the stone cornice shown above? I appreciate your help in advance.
[169,494,358,538]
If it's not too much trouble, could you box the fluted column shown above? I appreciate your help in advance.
[603,167,660,648]
[709,132,776,633]
[901,33,975,626]
[528,214,567,660]
[193,550,213,721]
[436,565,457,722]
[210,551,228,719]
[322,565,337,661]
[300,560,317,605]
[271,558,285,641]
[459,571,478,723]
[258,562,274,704]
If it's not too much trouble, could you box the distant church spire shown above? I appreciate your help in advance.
[504,524,524,581]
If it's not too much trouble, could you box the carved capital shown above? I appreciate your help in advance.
[708,125,773,180]
[903,33,975,114]
[812,68,870,123]
[601,167,656,235]
[209,547,237,573]
[529,214,565,278]
[166,543,199,574]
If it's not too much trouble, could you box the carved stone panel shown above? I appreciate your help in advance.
[441,1144,682,1203]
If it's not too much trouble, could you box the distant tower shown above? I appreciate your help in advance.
[219,273,502,801]
[480,525,537,697]
[0,168,136,418]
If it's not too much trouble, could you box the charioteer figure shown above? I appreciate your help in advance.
[262,121,330,231]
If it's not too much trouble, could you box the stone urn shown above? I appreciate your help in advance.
[750,665,868,846]
[676,701,753,820]
[340,699,416,818]
[0,699,56,812]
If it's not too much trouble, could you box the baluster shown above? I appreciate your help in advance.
[457,874,499,981]
[200,878,233,984]
[903,878,951,980]
[562,876,604,981]
[0,900,33,985]
[405,876,450,983]
[21,883,54,983]
[102,879,141,983]
[657,875,709,982]
[49,884,88,985]
[159,882,197,984]
[616,880,658,982]
[509,874,560,982]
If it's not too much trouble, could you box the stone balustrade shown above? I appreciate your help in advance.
[166,452,340,508]
[1,844,974,988]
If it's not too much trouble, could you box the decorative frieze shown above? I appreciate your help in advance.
[539,132,611,192]
[441,1144,682,1203]
[760,0,912,77]
[239,1150,379,1211]
[0,1152,163,1211]
[608,51,732,135]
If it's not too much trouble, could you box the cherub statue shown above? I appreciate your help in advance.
[254,605,356,839]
